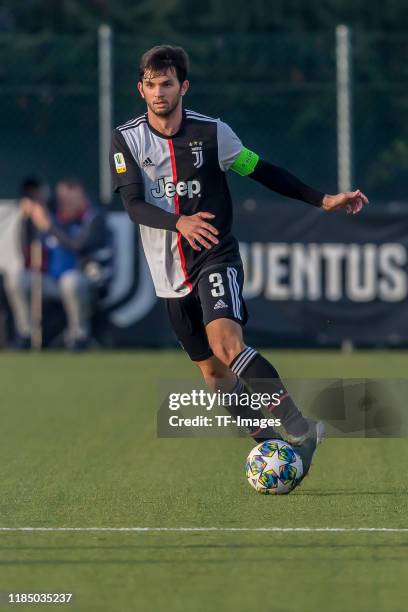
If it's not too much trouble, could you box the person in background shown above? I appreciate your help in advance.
[18,176,51,270]
[9,177,110,351]
[2,176,50,348]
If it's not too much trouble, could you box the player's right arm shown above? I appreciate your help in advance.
[110,129,218,251]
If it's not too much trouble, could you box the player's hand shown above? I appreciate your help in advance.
[322,190,369,214]
[176,212,219,251]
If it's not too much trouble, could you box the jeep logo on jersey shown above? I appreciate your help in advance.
[189,141,203,168]
[151,178,201,199]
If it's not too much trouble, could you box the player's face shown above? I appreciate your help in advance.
[138,68,189,117]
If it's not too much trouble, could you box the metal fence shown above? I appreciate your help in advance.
[1,28,407,203]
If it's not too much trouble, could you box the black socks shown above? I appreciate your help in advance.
[221,376,280,442]
[230,347,309,438]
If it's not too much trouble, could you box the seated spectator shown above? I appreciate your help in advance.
[8,178,112,351]
[1,176,50,348]
[19,176,51,271]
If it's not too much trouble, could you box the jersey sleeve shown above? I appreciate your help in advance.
[109,128,143,193]
[216,120,244,172]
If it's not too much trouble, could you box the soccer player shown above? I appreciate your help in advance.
[110,45,368,478]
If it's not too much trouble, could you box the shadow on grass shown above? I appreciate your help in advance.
[295,490,408,496]
[0,552,406,565]
[1,541,408,553]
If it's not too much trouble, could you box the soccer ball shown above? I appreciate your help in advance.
[245,439,303,495]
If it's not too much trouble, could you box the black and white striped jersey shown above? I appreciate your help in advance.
[110,108,244,298]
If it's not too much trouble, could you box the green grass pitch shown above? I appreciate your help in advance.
[0,350,407,611]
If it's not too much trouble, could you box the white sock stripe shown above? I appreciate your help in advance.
[230,346,252,373]
[234,346,254,372]
[234,348,257,376]
[231,267,242,320]
[231,346,255,374]
[227,267,238,318]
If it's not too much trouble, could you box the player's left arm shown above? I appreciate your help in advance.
[230,147,369,214]
[217,121,368,214]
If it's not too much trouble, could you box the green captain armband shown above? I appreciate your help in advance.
[230,147,260,176]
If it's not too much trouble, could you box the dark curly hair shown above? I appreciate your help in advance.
[139,45,189,84]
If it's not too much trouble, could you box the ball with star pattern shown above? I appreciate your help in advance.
[245,439,303,495]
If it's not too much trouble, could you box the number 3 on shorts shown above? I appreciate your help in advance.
[209,272,225,297]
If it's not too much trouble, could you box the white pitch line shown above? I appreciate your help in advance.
[0,527,407,533]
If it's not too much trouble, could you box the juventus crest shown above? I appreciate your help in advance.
[189,141,203,168]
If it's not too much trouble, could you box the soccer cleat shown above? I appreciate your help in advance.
[252,426,284,444]
[286,418,326,478]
